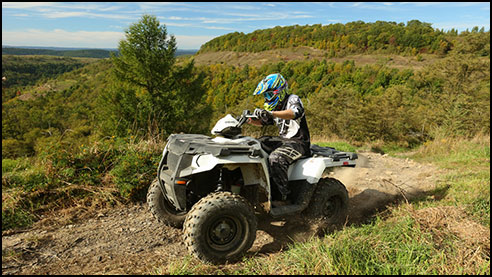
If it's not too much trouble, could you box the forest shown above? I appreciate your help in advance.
[198,20,489,57]
[2,18,489,234]
[2,47,116,58]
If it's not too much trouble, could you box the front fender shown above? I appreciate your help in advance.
[180,153,271,196]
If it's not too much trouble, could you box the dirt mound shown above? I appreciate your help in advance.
[411,206,490,248]
[2,152,444,274]
[411,206,490,269]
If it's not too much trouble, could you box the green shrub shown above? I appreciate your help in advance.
[2,161,48,191]
[2,207,34,231]
[315,141,357,153]
[2,158,26,174]
[2,187,36,231]
[110,147,161,201]
[2,139,33,158]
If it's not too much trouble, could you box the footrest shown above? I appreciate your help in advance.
[270,204,303,218]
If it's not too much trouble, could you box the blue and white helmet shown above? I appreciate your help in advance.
[253,73,288,111]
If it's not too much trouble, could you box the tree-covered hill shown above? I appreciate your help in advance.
[198,20,490,57]
[1,55,100,102]
[2,55,98,85]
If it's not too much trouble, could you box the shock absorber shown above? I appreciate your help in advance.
[215,167,224,192]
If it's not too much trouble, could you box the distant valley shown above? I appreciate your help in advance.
[2,45,197,58]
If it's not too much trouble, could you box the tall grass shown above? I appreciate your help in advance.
[2,136,165,231]
[163,134,490,275]
[409,133,490,226]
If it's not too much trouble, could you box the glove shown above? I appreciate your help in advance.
[253,108,273,121]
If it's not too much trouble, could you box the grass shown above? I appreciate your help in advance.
[409,134,490,226]
[162,134,490,275]
[314,141,357,153]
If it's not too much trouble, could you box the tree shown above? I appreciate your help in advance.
[106,14,209,138]
[111,14,176,99]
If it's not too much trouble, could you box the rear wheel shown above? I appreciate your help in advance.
[304,177,349,234]
[183,191,257,264]
[147,178,187,228]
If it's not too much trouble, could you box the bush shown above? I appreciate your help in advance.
[2,158,48,191]
[2,158,26,174]
[2,139,33,158]
[2,207,34,231]
[109,143,161,201]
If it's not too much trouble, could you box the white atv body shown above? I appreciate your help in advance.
[147,110,357,264]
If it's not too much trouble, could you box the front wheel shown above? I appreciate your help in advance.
[183,191,257,264]
[304,177,349,234]
[147,178,187,228]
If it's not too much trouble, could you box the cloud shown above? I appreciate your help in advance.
[398,2,489,8]
[174,35,216,49]
[433,21,490,31]
[2,2,57,9]
[160,20,236,31]
[349,2,399,10]
[2,2,123,11]
[2,29,124,49]
[42,11,133,20]
[3,2,131,20]
[2,28,214,49]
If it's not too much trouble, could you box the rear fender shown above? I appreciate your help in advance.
[288,156,356,184]
[288,157,326,184]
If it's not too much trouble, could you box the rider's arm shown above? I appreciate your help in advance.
[248,109,295,125]
[248,118,263,126]
[272,109,295,120]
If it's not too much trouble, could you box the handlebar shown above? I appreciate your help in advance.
[236,110,259,127]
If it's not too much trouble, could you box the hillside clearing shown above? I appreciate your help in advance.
[191,47,439,70]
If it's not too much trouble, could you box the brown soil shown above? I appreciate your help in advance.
[2,151,444,274]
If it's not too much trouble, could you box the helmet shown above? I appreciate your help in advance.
[253,73,288,111]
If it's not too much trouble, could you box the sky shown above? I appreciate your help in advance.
[2,2,490,50]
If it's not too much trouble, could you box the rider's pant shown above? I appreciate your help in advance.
[259,137,310,201]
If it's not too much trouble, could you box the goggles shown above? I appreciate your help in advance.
[263,89,278,101]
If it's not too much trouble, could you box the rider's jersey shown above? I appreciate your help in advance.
[261,94,311,146]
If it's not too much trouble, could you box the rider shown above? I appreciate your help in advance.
[248,73,311,204]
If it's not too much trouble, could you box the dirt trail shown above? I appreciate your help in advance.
[2,151,443,275]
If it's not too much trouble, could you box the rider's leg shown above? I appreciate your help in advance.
[268,144,304,201]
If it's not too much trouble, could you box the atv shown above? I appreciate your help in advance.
[147,110,357,264]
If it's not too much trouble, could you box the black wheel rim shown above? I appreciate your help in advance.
[324,196,341,219]
[207,215,243,252]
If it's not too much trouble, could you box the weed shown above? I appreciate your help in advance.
[314,141,357,153]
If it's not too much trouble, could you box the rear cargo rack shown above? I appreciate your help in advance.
[310,144,358,161]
